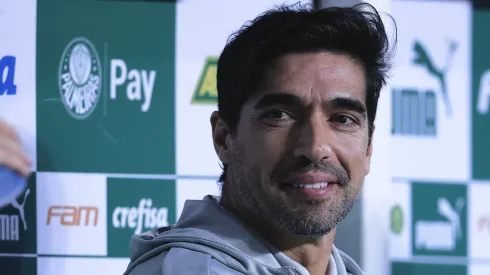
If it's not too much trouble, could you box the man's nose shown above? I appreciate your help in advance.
[292,114,333,164]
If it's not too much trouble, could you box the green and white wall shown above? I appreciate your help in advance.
[1,0,489,274]
[389,1,490,274]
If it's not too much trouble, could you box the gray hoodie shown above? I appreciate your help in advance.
[123,195,365,275]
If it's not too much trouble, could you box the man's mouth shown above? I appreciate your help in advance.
[291,182,330,189]
[282,181,337,200]
[281,172,339,187]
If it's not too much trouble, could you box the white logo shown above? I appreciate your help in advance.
[0,189,30,241]
[58,37,102,119]
[415,197,465,251]
[112,198,168,235]
[478,70,490,115]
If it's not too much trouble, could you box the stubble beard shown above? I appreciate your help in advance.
[229,146,362,238]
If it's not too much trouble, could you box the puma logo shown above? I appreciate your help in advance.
[412,40,458,117]
[9,188,30,231]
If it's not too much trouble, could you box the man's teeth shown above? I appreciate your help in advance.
[292,182,329,189]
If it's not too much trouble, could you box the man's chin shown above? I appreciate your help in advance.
[279,222,335,239]
[269,211,337,236]
[278,196,334,213]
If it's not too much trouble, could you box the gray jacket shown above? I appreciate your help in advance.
[123,195,365,275]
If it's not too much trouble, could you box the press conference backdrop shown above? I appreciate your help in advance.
[388,1,490,275]
[0,0,489,275]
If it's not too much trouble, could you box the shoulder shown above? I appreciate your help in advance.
[125,247,243,275]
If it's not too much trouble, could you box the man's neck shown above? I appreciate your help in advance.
[220,191,336,275]
[263,227,336,275]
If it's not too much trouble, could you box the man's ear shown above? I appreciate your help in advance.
[365,124,375,176]
[210,111,231,164]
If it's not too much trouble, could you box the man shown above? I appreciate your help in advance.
[124,3,393,275]
[0,3,394,274]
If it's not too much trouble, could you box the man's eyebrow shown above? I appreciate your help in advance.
[252,93,367,116]
[253,93,303,110]
[329,96,367,115]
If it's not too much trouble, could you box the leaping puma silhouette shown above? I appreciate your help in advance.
[9,188,30,231]
[412,40,458,117]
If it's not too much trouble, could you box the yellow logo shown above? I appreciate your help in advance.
[191,57,218,104]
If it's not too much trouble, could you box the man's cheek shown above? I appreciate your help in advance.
[338,141,366,157]
[262,134,288,150]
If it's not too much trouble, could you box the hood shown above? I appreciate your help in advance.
[124,195,365,275]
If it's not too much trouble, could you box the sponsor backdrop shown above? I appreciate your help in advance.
[1,1,489,275]
[388,1,490,275]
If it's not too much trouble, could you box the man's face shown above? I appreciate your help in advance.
[217,51,373,237]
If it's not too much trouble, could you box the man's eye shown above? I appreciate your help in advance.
[332,115,356,125]
[264,110,291,120]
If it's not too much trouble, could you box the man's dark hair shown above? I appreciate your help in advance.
[216,2,396,183]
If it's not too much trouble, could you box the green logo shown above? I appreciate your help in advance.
[411,182,467,257]
[390,205,403,235]
[36,0,176,174]
[412,40,457,117]
[191,57,218,104]
[59,37,102,120]
[107,178,176,258]
[0,175,37,254]
[58,36,157,116]
[472,10,490,180]
[392,40,457,136]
